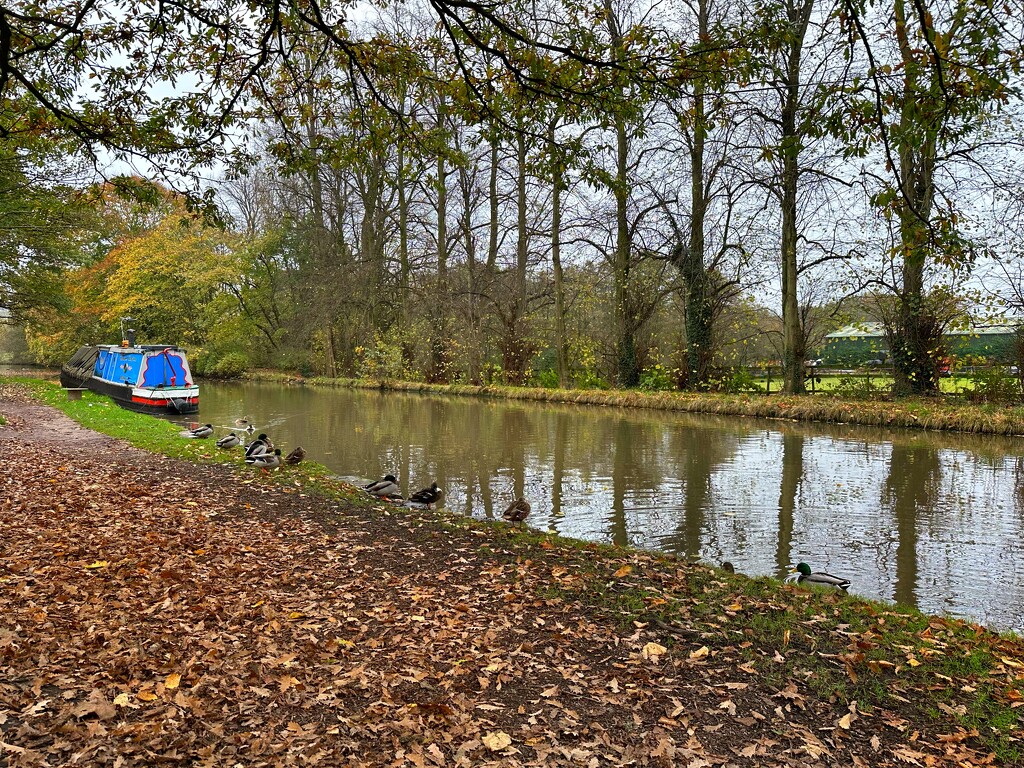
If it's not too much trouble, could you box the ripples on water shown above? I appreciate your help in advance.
[191,381,1024,631]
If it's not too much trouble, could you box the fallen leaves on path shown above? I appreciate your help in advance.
[1,396,1020,767]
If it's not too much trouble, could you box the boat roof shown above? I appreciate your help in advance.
[98,344,184,352]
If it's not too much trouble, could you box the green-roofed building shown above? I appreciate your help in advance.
[819,320,1022,366]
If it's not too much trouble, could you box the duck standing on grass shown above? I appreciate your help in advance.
[364,475,402,499]
[247,448,282,470]
[180,423,214,439]
[789,562,850,591]
[244,433,272,459]
[407,483,444,509]
[216,432,241,449]
[502,497,531,524]
[285,446,306,465]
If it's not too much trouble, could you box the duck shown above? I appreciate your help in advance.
[234,417,251,427]
[244,433,272,458]
[246,448,282,469]
[721,561,735,574]
[789,562,850,591]
[407,483,444,509]
[502,497,531,524]
[180,423,214,439]
[285,446,306,465]
[216,432,241,449]
[364,474,401,498]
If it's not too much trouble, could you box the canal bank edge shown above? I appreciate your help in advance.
[3,375,1024,765]
[243,370,1024,438]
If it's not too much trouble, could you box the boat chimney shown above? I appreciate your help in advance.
[120,316,136,347]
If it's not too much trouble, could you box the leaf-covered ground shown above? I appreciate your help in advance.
[1,389,1022,767]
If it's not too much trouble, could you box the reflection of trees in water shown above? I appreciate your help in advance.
[654,427,742,560]
[775,432,803,576]
[882,440,942,606]
[1015,456,1024,519]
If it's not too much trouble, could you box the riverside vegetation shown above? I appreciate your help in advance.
[1,376,1022,766]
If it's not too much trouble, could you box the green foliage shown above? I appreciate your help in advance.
[0,149,100,321]
[965,367,1021,404]
[638,363,677,391]
[355,334,410,381]
[827,373,892,400]
[713,366,762,394]
[533,368,561,389]
[206,351,249,379]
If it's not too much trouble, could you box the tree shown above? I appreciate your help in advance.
[0,147,98,321]
[840,0,1022,394]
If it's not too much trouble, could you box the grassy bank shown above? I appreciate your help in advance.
[247,370,1024,436]
[5,376,1024,763]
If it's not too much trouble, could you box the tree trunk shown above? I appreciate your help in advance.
[780,0,812,394]
[890,0,941,396]
[430,96,450,382]
[550,123,569,388]
[605,0,638,388]
[487,132,500,273]
[681,0,714,390]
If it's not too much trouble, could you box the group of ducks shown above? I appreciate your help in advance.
[180,422,849,591]
[362,475,445,508]
[180,418,305,470]
[363,476,533,525]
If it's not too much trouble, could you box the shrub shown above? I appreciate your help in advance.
[827,373,891,399]
[209,352,249,379]
[714,366,762,394]
[967,366,1021,403]
[533,368,560,389]
[639,363,678,391]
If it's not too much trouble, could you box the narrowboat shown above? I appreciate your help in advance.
[60,322,199,415]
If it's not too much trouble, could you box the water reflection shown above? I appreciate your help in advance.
[194,381,1024,631]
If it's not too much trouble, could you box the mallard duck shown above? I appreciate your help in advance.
[721,561,735,574]
[180,423,214,439]
[285,446,306,465]
[246,448,282,469]
[502,497,531,523]
[364,474,401,498]
[234,417,251,427]
[407,483,444,509]
[216,432,241,449]
[790,562,850,591]
[244,433,272,458]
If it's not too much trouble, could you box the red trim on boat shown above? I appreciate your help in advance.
[130,395,200,407]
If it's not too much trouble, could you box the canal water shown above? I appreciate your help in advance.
[190,381,1022,631]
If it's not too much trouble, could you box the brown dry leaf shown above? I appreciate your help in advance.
[70,690,116,721]
[165,673,181,690]
[689,645,710,660]
[481,731,512,752]
[892,746,927,765]
[642,642,667,659]
[613,564,632,578]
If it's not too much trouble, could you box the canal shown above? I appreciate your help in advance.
[190,380,1024,631]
